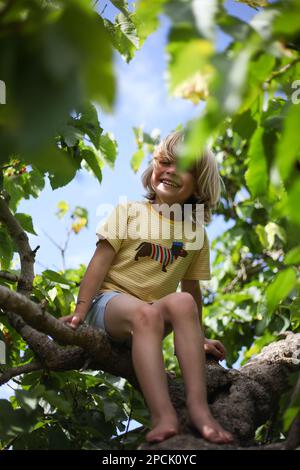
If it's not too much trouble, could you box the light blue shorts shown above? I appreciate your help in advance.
[85,291,128,345]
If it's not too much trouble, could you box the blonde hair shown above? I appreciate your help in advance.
[141,130,221,224]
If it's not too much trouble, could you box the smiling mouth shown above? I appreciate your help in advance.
[160,179,181,188]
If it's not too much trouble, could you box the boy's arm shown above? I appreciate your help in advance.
[181,279,204,331]
[61,239,116,329]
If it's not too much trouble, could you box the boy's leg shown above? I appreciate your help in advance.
[130,304,179,441]
[103,294,179,442]
[153,292,234,443]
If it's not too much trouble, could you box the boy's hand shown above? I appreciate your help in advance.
[204,338,226,361]
[59,313,84,330]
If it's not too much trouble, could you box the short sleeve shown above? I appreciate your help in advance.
[182,229,211,280]
[96,203,129,253]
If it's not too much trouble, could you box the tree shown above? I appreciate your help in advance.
[0,0,300,450]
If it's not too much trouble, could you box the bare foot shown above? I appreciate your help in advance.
[146,415,180,443]
[187,402,234,444]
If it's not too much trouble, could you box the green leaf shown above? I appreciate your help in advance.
[73,206,88,220]
[60,124,83,147]
[248,52,275,83]
[15,213,37,235]
[287,179,300,226]
[40,389,72,415]
[53,285,75,316]
[242,331,276,365]
[0,399,36,440]
[0,1,115,166]
[191,0,218,40]
[245,127,268,197]
[283,406,300,433]
[115,11,139,49]
[290,298,300,324]
[72,102,103,150]
[284,246,300,266]
[102,399,120,422]
[167,26,213,94]
[213,45,254,115]
[130,148,145,173]
[104,18,138,63]
[61,3,115,111]
[232,109,257,140]
[110,0,131,16]
[82,149,103,184]
[266,268,297,314]
[273,1,300,36]
[27,145,79,191]
[250,10,278,40]
[218,11,251,41]
[134,0,167,44]
[99,133,118,168]
[276,104,300,181]
[3,166,45,212]
[256,222,286,249]
[42,270,75,286]
[15,389,39,414]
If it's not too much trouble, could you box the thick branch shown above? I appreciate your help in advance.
[140,332,300,449]
[0,193,86,379]
[0,195,36,296]
[0,285,137,385]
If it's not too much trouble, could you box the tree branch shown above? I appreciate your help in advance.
[265,57,300,85]
[0,360,42,385]
[0,195,36,296]
[0,271,19,283]
[0,285,137,385]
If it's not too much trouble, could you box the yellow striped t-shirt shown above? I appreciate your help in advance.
[96,200,211,302]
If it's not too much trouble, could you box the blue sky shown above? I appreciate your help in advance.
[1,1,256,401]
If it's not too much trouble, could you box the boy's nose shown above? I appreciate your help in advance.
[166,162,177,173]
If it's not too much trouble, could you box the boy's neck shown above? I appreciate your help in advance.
[151,197,185,221]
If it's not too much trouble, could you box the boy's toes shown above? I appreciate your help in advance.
[202,425,234,444]
[218,430,234,443]
[224,431,234,443]
[146,426,179,444]
[202,426,223,443]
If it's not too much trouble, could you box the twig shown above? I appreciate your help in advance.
[0,271,19,283]
[0,360,42,385]
[100,2,107,16]
[121,385,134,449]
[40,227,62,252]
[265,57,300,85]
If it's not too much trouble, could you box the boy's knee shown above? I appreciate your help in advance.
[166,292,198,318]
[132,304,164,331]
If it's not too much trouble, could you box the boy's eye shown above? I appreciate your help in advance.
[159,160,171,166]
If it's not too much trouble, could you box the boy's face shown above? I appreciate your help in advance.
[151,156,196,206]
